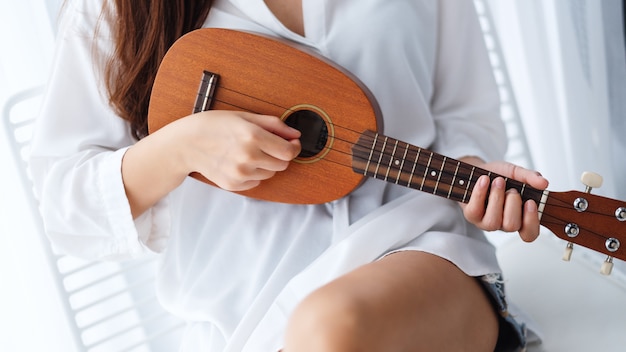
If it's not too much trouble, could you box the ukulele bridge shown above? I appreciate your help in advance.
[193,70,220,113]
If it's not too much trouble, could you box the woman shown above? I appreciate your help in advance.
[31,0,548,351]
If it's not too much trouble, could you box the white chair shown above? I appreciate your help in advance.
[2,87,185,352]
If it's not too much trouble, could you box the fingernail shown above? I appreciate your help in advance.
[506,188,519,195]
[525,200,537,213]
[479,175,489,187]
[492,177,505,189]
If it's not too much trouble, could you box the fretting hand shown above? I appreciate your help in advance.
[459,158,550,242]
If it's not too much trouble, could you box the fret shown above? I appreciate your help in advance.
[396,142,410,185]
[385,140,399,182]
[351,130,544,208]
[448,161,461,199]
[407,146,421,188]
[537,190,550,220]
[462,166,476,203]
[374,136,388,179]
[433,157,447,196]
[363,133,378,176]
[420,152,433,191]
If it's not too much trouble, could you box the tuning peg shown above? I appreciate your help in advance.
[562,172,604,265]
[581,171,603,192]
[562,242,574,261]
[601,256,614,276]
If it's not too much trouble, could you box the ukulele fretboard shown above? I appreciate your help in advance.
[351,130,544,205]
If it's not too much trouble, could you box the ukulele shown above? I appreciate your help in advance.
[148,28,626,274]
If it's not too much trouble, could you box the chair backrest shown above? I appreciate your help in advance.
[2,87,184,352]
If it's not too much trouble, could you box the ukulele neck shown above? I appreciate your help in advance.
[351,130,547,207]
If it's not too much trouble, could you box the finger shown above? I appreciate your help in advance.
[481,177,506,231]
[244,114,302,161]
[241,165,279,181]
[462,175,490,223]
[500,189,522,232]
[247,152,293,173]
[212,165,276,191]
[243,113,302,140]
[518,200,540,242]
[482,161,549,191]
[508,164,549,190]
[528,172,550,190]
[253,128,302,162]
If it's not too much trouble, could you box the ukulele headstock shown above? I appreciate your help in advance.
[541,172,626,275]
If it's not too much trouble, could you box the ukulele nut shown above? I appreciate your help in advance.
[605,238,620,253]
[565,223,580,238]
[573,197,588,212]
[615,207,626,222]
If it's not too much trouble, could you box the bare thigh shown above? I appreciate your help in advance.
[283,251,499,352]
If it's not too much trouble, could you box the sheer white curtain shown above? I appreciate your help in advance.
[489,0,626,285]
[489,0,623,197]
[603,0,626,201]
[0,1,75,351]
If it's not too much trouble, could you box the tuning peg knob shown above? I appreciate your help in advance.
[562,242,574,261]
[601,256,614,276]
[581,171,603,191]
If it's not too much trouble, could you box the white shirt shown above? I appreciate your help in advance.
[31,0,508,350]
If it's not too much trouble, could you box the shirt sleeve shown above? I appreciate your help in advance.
[429,0,507,163]
[29,0,170,260]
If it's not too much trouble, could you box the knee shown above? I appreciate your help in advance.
[283,287,366,352]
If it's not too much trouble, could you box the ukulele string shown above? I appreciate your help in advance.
[214,93,363,161]
[213,84,469,181]
[209,90,380,171]
[211,89,546,204]
[207,87,623,244]
[538,196,618,243]
[211,90,435,182]
[214,85,368,137]
[210,90,468,188]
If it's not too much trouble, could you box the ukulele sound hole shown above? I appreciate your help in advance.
[284,109,329,158]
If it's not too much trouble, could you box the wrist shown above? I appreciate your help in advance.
[121,125,191,218]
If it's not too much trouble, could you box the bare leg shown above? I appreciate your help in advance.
[282,251,499,352]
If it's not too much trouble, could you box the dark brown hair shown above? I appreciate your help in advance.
[102,0,213,139]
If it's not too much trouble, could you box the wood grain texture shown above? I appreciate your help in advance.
[148,28,381,204]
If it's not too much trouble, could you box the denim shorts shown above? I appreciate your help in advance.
[479,273,528,352]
